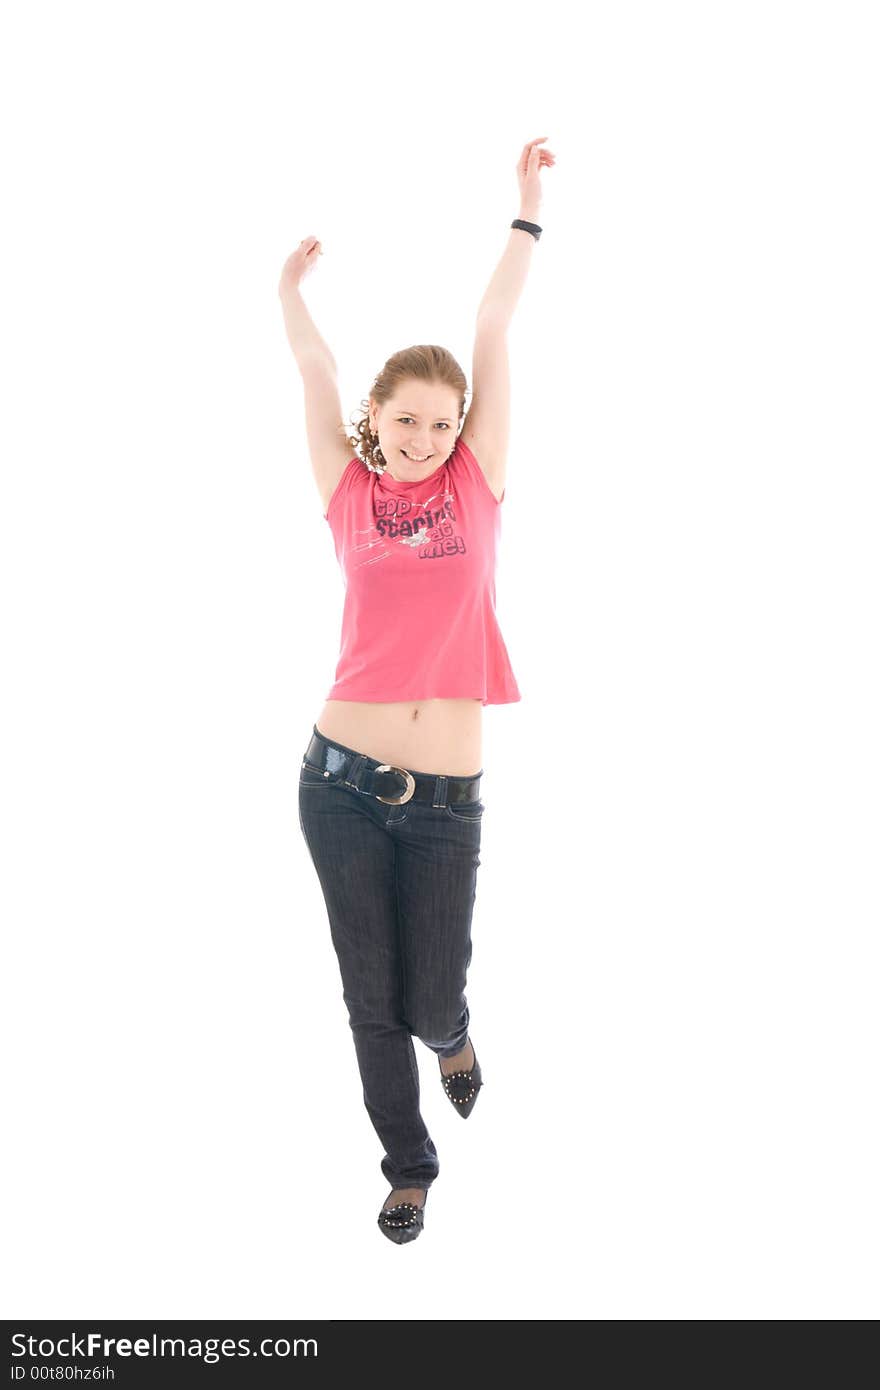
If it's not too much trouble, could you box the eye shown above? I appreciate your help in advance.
[397,418,450,429]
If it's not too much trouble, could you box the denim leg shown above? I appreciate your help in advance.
[298,779,439,1190]
[396,804,482,1061]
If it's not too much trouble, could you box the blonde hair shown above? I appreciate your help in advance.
[341,345,468,473]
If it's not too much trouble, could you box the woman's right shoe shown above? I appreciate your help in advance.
[377,1188,428,1244]
[438,1041,483,1118]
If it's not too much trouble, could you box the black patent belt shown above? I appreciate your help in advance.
[303,728,483,807]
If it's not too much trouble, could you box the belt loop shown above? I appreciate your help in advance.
[432,774,447,808]
[344,753,367,793]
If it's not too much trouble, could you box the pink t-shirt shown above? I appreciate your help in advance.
[323,435,521,705]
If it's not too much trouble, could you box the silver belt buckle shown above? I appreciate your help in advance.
[374,763,416,805]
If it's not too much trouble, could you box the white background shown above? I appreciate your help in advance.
[2,0,877,1320]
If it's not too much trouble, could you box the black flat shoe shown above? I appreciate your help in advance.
[377,1189,428,1244]
[438,1041,483,1118]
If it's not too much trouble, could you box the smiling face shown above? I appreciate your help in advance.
[369,380,461,482]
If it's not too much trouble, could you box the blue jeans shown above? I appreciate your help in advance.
[297,725,484,1191]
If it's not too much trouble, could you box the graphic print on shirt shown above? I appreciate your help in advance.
[349,481,467,568]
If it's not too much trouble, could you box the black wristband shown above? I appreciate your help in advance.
[511,218,542,241]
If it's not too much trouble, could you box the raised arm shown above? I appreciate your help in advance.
[278,237,353,514]
[476,138,553,327]
[279,239,335,369]
[460,138,555,500]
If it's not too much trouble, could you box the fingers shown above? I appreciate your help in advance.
[530,138,555,159]
[519,137,556,168]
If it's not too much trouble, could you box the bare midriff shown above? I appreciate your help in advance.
[315,698,483,777]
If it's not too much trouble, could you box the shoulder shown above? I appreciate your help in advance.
[450,434,505,506]
[324,455,369,521]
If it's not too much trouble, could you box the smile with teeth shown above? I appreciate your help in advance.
[402,450,432,462]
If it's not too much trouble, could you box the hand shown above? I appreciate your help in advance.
[516,136,555,218]
[278,235,324,296]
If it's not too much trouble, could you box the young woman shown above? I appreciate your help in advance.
[278,137,554,1243]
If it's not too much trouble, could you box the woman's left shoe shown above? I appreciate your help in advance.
[438,1041,483,1118]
